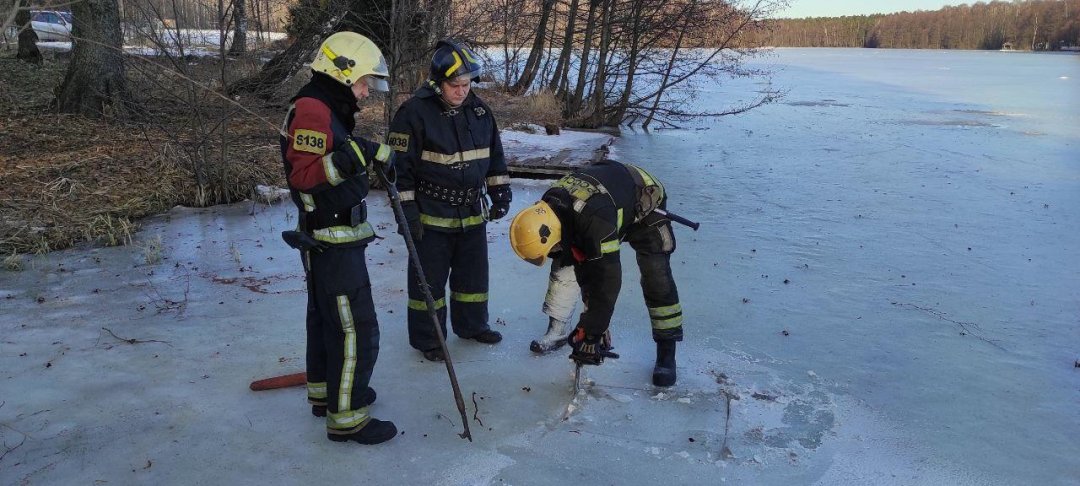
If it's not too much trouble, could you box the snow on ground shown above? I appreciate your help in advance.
[1,49,1079,485]
[31,29,287,58]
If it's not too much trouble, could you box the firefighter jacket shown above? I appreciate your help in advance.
[279,74,393,247]
[387,82,511,233]
[541,159,669,335]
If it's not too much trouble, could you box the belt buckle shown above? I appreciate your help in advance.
[466,188,478,203]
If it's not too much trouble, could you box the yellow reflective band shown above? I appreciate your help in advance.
[445,51,463,77]
[322,154,344,186]
[307,382,328,399]
[649,303,683,330]
[399,190,415,202]
[322,45,352,78]
[486,175,511,186]
[617,208,624,231]
[629,164,657,187]
[327,407,370,430]
[651,314,684,330]
[375,143,392,163]
[601,240,620,254]
[408,297,446,311]
[300,193,316,212]
[648,303,683,317]
[450,291,488,303]
[462,47,478,64]
[554,175,602,202]
[312,222,375,244]
[336,295,357,412]
[348,140,367,168]
[419,213,486,229]
[421,148,490,165]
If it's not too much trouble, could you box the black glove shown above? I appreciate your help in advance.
[488,184,512,220]
[568,328,619,366]
[488,201,510,220]
[398,201,423,242]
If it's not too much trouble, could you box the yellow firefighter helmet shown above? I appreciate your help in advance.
[311,32,390,91]
[509,201,562,266]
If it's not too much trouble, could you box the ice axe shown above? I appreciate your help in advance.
[654,208,700,231]
[373,161,473,442]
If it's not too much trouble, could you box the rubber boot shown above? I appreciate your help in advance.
[530,317,570,354]
[652,340,677,387]
[327,418,397,445]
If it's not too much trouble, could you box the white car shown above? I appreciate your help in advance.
[30,10,73,42]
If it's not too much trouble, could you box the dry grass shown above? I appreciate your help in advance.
[0,53,284,256]
[3,251,22,271]
[0,53,563,257]
[478,88,563,128]
[141,235,164,265]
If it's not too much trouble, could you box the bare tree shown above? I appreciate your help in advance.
[228,0,247,54]
[548,0,580,96]
[501,0,786,128]
[14,0,41,64]
[509,0,556,94]
[55,0,134,117]
[228,0,341,95]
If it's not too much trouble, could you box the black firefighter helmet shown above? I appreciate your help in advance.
[429,39,483,84]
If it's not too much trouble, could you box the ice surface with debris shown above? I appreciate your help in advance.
[1,48,1078,485]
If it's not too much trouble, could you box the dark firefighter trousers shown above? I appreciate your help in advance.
[564,210,684,342]
[407,228,490,351]
[304,245,380,433]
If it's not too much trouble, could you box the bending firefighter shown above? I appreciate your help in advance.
[279,32,396,444]
[509,160,684,387]
[388,39,512,361]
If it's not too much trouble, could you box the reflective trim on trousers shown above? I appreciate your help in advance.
[327,407,370,431]
[486,175,510,186]
[408,297,447,311]
[400,190,415,202]
[307,382,328,400]
[649,303,684,330]
[450,291,488,303]
[336,295,357,413]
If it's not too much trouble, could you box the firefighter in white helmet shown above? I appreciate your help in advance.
[279,31,396,444]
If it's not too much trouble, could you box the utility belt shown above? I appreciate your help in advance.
[299,202,367,232]
[416,178,482,206]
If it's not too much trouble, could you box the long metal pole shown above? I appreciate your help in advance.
[374,164,473,442]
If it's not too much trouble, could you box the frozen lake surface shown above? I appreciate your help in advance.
[1,48,1078,485]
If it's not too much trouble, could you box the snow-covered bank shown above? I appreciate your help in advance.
[502,127,614,177]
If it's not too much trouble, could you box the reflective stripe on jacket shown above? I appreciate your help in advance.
[388,84,510,232]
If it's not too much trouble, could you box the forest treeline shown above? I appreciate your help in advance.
[767,0,1080,50]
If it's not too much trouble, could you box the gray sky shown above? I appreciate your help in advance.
[779,0,968,18]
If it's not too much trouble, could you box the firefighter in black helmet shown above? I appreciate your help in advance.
[387,39,511,362]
